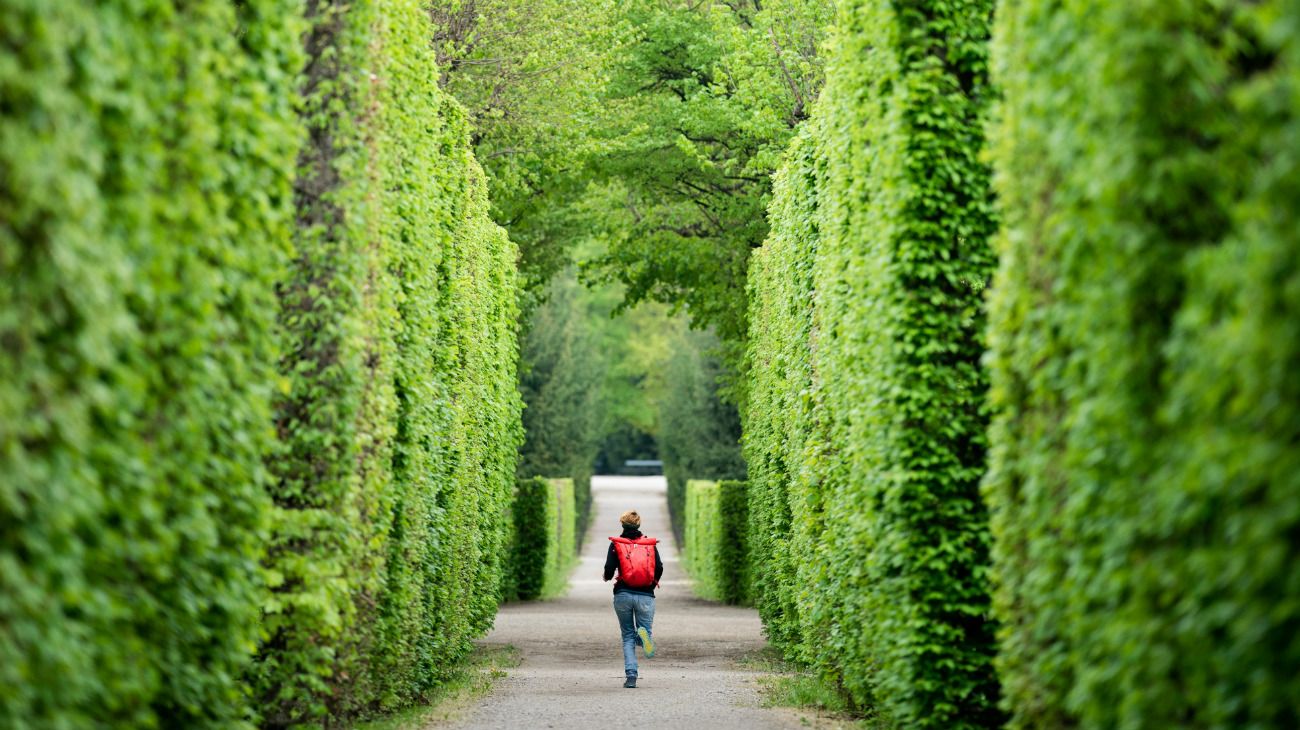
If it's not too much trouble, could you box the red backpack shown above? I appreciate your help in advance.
[609,536,658,588]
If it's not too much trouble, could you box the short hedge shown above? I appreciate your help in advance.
[983,2,1300,727]
[505,478,578,601]
[743,0,1001,726]
[684,480,749,604]
[552,478,578,593]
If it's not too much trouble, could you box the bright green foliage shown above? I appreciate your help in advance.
[582,0,834,361]
[429,0,836,361]
[256,1,522,724]
[716,481,750,605]
[659,326,747,541]
[505,478,577,601]
[428,109,524,688]
[744,127,829,664]
[430,0,617,297]
[0,0,522,725]
[744,0,1001,725]
[0,2,302,726]
[551,479,578,594]
[256,2,398,721]
[813,1,1000,724]
[684,480,749,605]
[984,2,1300,727]
[684,481,724,601]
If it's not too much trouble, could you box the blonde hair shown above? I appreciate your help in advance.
[620,510,641,528]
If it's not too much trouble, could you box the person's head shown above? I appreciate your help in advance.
[620,510,641,529]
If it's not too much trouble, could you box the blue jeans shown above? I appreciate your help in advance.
[613,591,655,677]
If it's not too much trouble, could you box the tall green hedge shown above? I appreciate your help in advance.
[744,0,1000,725]
[254,1,394,720]
[984,2,1300,727]
[684,480,749,605]
[257,1,522,723]
[1,1,522,726]
[744,126,828,663]
[504,478,577,601]
[0,2,302,726]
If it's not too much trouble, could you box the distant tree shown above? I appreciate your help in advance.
[517,270,605,484]
[429,0,616,300]
[655,326,746,541]
[580,0,833,371]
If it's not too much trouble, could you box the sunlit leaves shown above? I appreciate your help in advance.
[744,1,999,726]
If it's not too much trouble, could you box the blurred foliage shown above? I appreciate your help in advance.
[514,264,667,528]
[658,325,747,541]
[683,480,750,605]
[984,1,1300,727]
[0,1,302,726]
[744,0,1001,726]
[515,259,744,544]
[517,271,604,532]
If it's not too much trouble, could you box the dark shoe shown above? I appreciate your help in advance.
[623,676,637,688]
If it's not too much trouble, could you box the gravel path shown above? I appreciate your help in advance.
[438,475,806,730]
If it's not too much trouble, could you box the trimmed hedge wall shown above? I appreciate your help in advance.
[684,480,749,605]
[504,478,578,601]
[984,2,1300,727]
[554,478,577,593]
[744,0,1000,726]
[1,1,522,726]
[257,1,522,723]
[745,126,828,662]
[0,2,302,726]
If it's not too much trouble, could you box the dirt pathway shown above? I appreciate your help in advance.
[438,475,805,729]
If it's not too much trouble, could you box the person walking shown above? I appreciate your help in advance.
[603,509,664,688]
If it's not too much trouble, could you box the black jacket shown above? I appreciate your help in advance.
[604,527,664,597]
